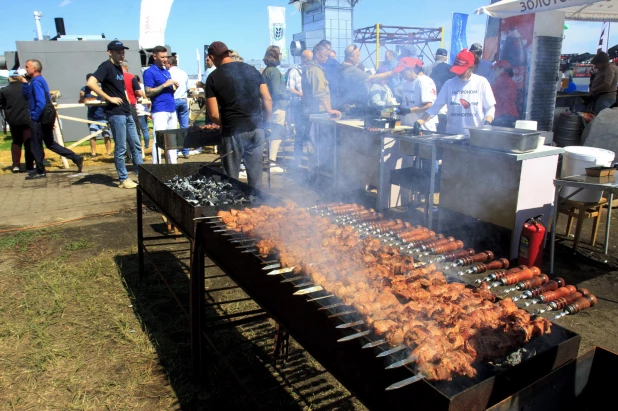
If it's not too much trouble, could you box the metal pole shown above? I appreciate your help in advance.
[376,23,380,69]
[604,191,613,254]
[441,26,444,49]
[550,185,561,275]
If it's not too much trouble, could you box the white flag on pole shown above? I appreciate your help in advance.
[598,22,610,53]
[268,6,287,60]
[139,0,175,49]
[196,48,202,80]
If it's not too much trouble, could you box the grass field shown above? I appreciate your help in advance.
[0,212,363,410]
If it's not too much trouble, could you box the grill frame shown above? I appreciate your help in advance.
[194,221,581,411]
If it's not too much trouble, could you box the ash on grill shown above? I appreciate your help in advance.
[165,174,256,206]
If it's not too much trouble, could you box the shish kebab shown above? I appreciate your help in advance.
[217,205,550,383]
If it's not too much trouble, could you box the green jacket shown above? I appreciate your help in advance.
[262,66,289,110]
[301,60,331,115]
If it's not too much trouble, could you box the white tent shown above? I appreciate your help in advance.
[475,0,618,22]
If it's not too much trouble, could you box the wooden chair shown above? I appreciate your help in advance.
[558,197,608,250]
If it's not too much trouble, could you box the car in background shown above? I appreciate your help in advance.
[571,63,593,92]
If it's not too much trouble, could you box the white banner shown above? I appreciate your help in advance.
[268,6,288,60]
[139,0,175,49]
[475,0,618,21]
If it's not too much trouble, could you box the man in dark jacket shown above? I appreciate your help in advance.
[0,69,33,173]
[22,59,83,179]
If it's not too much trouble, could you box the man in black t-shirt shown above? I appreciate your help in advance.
[87,40,143,189]
[205,41,272,189]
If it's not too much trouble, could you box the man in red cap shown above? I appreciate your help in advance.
[394,57,438,131]
[415,49,495,135]
[204,41,273,189]
[490,60,519,127]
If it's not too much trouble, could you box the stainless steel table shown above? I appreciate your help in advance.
[550,174,618,274]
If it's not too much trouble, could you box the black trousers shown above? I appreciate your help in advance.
[10,124,35,170]
[30,121,80,174]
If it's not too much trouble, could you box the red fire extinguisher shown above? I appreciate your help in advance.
[518,215,546,268]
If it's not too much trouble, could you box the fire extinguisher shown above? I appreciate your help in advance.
[518,215,546,268]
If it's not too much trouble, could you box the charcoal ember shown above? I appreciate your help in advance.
[165,174,255,207]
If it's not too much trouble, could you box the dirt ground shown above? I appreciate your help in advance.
[1,158,618,410]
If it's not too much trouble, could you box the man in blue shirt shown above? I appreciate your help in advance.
[22,59,83,179]
[144,45,179,164]
[87,41,143,189]
[79,73,112,157]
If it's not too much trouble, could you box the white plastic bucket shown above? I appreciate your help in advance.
[560,146,615,202]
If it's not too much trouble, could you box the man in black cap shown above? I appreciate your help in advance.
[428,48,455,93]
[87,40,143,189]
[205,41,273,189]
[427,48,455,133]
[590,51,618,114]
[469,43,492,81]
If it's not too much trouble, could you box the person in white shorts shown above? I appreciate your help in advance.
[143,45,179,163]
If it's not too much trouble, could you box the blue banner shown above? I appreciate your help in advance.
[450,13,468,65]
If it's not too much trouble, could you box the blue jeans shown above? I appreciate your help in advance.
[107,114,143,182]
[175,99,190,155]
[138,115,150,148]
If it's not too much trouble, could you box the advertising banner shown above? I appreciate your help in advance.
[268,6,288,60]
[450,13,468,64]
[498,13,535,119]
[139,0,175,49]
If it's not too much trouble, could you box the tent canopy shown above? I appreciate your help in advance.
[475,0,618,22]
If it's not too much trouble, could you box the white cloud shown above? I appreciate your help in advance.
[59,0,72,7]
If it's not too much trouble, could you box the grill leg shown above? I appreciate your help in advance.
[190,235,206,379]
[272,322,290,361]
[137,188,145,280]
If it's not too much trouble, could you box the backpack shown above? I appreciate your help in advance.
[40,92,56,126]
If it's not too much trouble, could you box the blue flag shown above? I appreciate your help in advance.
[450,13,468,64]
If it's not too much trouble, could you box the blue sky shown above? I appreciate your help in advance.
[2,0,617,75]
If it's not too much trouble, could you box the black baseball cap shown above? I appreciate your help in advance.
[469,43,483,53]
[436,48,448,57]
[107,40,129,51]
[208,41,230,57]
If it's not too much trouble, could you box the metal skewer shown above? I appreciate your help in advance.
[376,344,408,358]
[362,339,387,349]
[306,294,334,302]
[385,356,417,370]
[266,267,296,276]
[280,276,305,283]
[336,320,364,329]
[385,374,425,391]
[337,330,371,342]
[293,286,324,295]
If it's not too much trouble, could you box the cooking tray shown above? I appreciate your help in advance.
[468,125,540,154]
[139,163,282,238]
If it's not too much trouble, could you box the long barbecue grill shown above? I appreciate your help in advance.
[138,164,582,410]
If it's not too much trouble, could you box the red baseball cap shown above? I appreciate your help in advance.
[450,49,475,75]
[491,60,511,69]
[393,57,423,73]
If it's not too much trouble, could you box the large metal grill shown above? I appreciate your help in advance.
[137,164,581,410]
[193,215,581,411]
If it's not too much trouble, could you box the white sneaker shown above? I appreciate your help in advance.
[189,148,203,155]
[239,171,247,179]
[270,166,284,173]
[119,179,138,189]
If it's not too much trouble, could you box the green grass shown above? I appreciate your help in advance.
[0,229,60,252]
[1,131,10,151]
[65,239,93,251]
